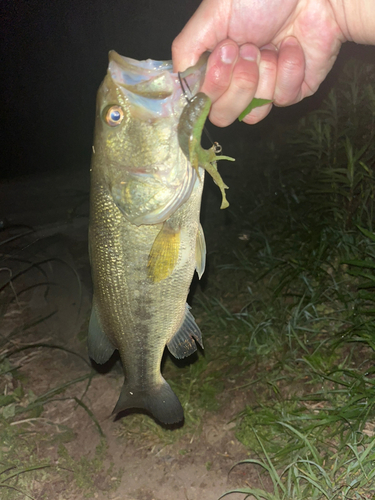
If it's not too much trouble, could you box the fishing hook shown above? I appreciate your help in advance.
[178,72,218,150]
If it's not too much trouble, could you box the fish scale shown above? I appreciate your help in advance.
[89,155,204,423]
[88,51,232,425]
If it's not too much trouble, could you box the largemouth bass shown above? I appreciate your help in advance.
[88,51,233,425]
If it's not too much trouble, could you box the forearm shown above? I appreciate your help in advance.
[330,0,375,44]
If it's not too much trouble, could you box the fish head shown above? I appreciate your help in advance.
[92,51,207,225]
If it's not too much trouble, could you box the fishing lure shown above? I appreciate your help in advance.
[177,74,234,209]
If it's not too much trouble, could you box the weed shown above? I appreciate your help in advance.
[217,58,375,499]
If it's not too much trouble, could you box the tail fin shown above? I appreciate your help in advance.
[113,378,184,425]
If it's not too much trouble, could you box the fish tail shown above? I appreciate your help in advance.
[113,378,184,425]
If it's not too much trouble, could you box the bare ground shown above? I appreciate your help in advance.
[0,167,262,500]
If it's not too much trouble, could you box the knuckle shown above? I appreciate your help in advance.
[244,104,272,124]
[274,92,292,106]
[204,64,231,96]
[212,79,231,95]
[274,89,299,106]
[209,108,233,128]
[282,54,303,76]
[233,70,258,92]
[260,56,277,77]
[278,39,304,80]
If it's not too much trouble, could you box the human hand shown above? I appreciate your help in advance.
[172,0,347,126]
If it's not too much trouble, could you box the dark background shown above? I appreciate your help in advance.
[1,0,201,179]
[1,0,374,180]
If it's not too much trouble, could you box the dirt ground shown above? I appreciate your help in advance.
[0,167,261,500]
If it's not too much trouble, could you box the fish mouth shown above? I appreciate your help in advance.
[109,51,176,99]
[107,51,207,118]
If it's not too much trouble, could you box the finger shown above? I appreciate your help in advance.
[172,0,230,72]
[200,40,239,103]
[208,43,261,127]
[274,36,305,106]
[172,28,214,73]
[241,43,278,125]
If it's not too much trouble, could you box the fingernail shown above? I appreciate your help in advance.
[240,44,259,63]
[260,43,277,52]
[219,44,237,64]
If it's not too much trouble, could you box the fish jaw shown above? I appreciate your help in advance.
[108,50,206,119]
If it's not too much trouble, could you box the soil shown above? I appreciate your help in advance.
[0,166,263,500]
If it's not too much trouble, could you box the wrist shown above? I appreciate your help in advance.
[330,0,375,44]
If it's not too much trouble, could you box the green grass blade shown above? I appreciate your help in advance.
[238,98,273,121]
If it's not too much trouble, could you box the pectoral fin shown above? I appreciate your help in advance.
[167,304,203,359]
[195,223,206,279]
[87,304,116,364]
[148,222,180,283]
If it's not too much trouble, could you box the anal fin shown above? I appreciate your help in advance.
[167,304,203,359]
[87,304,116,364]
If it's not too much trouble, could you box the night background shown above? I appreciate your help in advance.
[1,0,203,179]
[2,0,373,181]
[1,1,375,499]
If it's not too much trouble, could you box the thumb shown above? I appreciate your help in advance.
[172,1,226,72]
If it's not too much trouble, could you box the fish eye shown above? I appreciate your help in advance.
[104,105,124,127]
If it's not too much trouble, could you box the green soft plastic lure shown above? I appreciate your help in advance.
[238,97,273,121]
[178,93,273,208]
[178,92,235,209]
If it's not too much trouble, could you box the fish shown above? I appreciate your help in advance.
[88,50,234,425]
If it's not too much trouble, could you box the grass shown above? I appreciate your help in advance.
[1,55,375,499]
[0,227,110,499]
[0,333,104,499]
[219,437,375,499]
[213,57,375,498]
